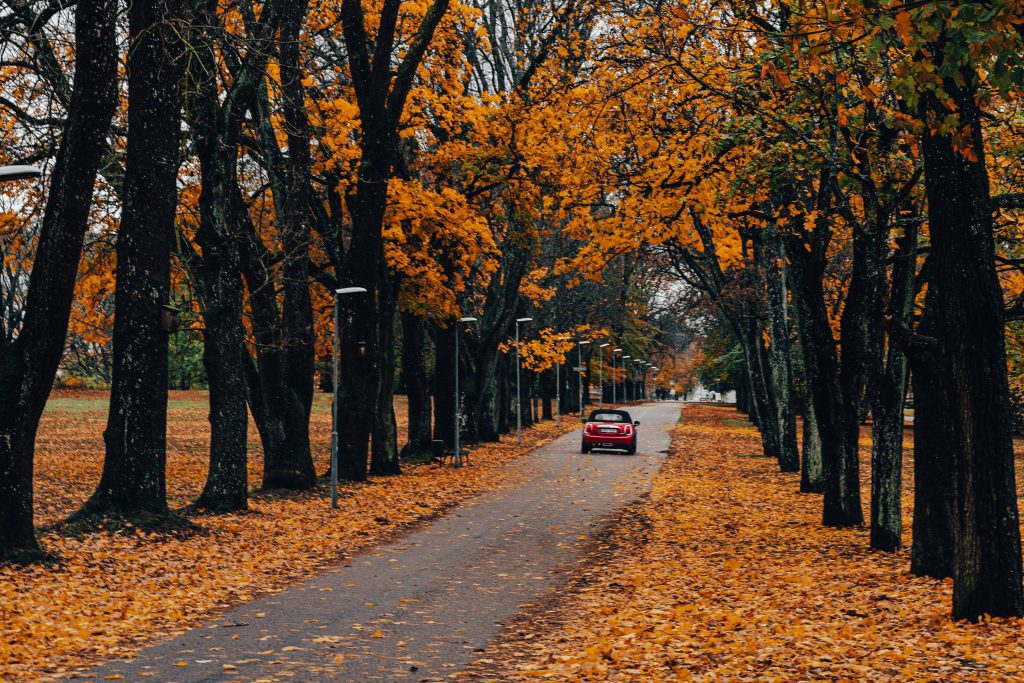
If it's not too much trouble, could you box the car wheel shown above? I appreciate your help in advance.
[627,438,637,455]
[581,440,591,454]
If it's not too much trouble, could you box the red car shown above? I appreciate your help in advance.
[581,409,639,454]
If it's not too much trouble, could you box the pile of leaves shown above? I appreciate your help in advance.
[1,390,575,680]
[469,404,1024,681]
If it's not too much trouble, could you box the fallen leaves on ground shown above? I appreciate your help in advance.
[1,390,576,681]
[468,403,1024,682]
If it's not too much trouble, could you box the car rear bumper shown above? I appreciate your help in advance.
[582,434,634,447]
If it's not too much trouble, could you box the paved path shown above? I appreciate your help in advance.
[85,402,680,682]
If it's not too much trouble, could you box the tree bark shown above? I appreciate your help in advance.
[908,294,955,578]
[763,228,800,472]
[0,0,117,558]
[266,0,317,489]
[800,378,824,493]
[87,0,187,518]
[869,224,917,550]
[370,281,401,475]
[400,312,433,461]
[789,247,862,526]
[921,80,1024,620]
[431,320,455,448]
[186,0,277,512]
[337,0,452,480]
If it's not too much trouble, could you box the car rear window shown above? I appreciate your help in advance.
[591,412,626,423]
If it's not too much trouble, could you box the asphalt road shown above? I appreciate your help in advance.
[83,401,680,682]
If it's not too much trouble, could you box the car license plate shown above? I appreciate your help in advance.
[599,427,617,433]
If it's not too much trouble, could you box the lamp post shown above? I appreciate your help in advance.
[331,286,368,508]
[454,316,477,467]
[577,340,591,419]
[636,361,645,402]
[612,348,621,405]
[621,355,631,403]
[515,317,532,445]
[555,335,569,427]
[598,343,610,406]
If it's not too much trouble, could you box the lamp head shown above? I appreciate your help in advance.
[459,316,478,323]
[599,343,610,348]
[336,286,368,295]
[0,165,42,183]
[516,317,533,323]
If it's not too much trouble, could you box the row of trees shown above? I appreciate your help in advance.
[0,1,687,562]
[4,0,1021,623]
[578,0,1023,621]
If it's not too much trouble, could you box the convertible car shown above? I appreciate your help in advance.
[581,409,639,454]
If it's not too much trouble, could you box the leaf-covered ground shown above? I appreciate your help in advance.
[1,390,574,681]
[468,403,1024,681]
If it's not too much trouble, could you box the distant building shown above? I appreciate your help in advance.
[684,381,736,404]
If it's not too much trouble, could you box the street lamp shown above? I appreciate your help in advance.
[454,316,477,467]
[331,286,368,508]
[612,348,622,405]
[635,361,645,402]
[577,340,591,419]
[598,343,610,406]
[555,335,569,427]
[0,165,42,183]
[515,317,532,445]
[621,356,631,404]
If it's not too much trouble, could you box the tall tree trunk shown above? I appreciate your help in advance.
[336,0,452,480]
[833,215,886,529]
[401,313,433,461]
[542,368,554,420]
[432,320,455,448]
[496,353,511,435]
[370,280,401,475]
[922,81,1023,620]
[267,0,317,490]
[186,0,273,512]
[0,0,117,558]
[87,0,187,518]
[869,224,917,550]
[908,293,955,579]
[789,251,861,526]
[789,274,824,493]
[764,229,800,472]
[733,310,781,460]
[800,379,824,493]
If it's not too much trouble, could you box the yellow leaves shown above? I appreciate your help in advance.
[6,391,578,679]
[471,406,1024,681]
[370,629,384,638]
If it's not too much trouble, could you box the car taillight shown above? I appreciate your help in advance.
[585,423,593,434]
[624,426,632,435]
